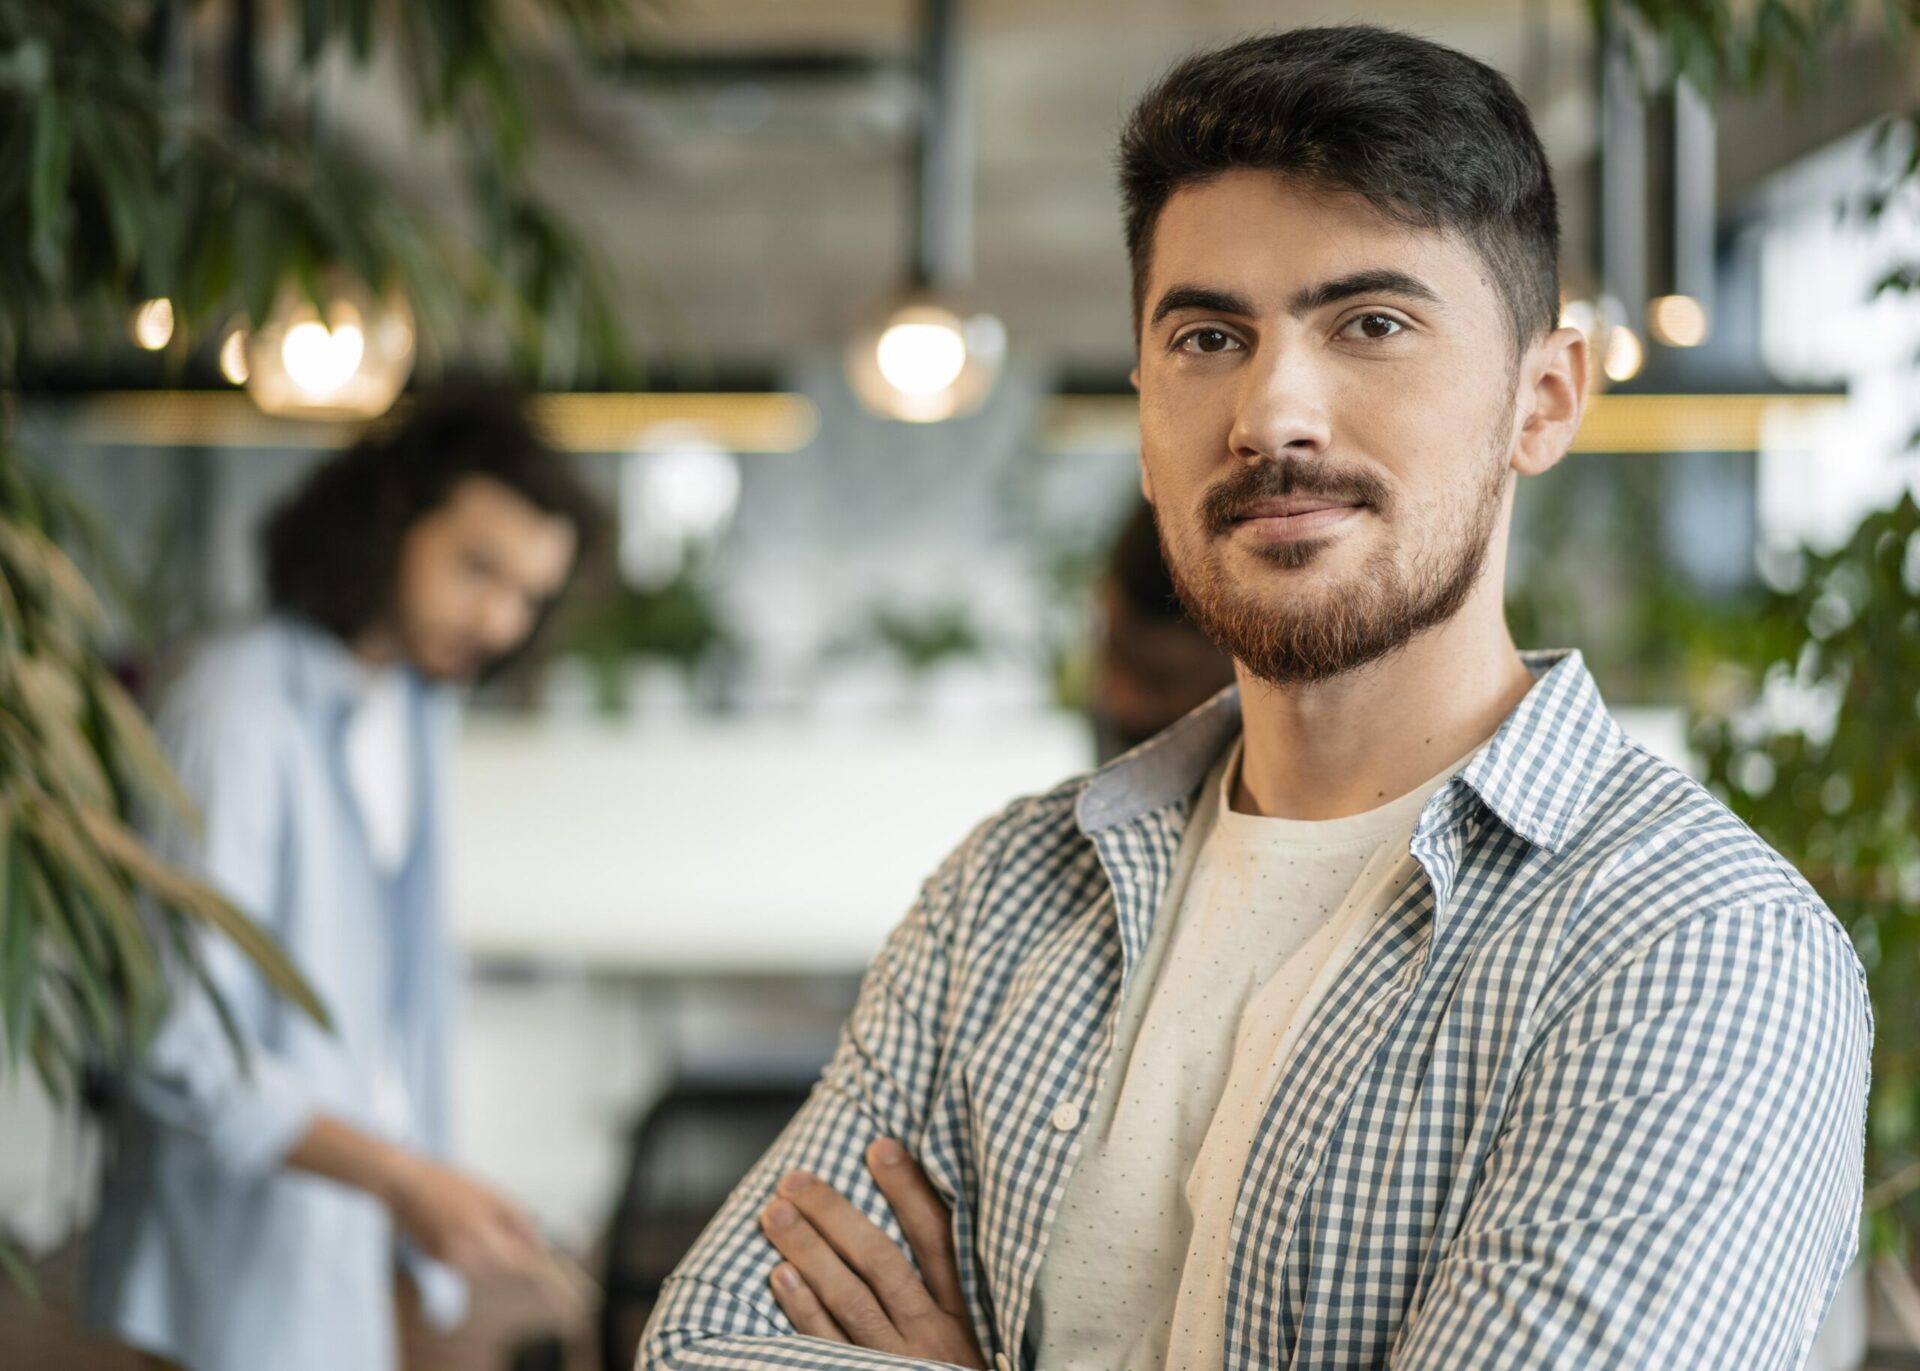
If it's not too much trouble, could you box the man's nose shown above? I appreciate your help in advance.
[478,591,532,651]
[1227,342,1333,462]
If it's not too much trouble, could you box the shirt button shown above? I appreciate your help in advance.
[1050,1101,1081,1131]
[995,1355,1013,1371]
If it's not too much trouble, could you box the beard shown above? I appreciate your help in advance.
[1155,424,1509,688]
[392,616,499,685]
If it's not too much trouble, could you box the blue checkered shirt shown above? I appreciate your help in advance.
[640,648,1871,1370]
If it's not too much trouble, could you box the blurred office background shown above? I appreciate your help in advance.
[1,1,1917,1368]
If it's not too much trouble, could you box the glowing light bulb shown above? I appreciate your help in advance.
[1602,323,1644,382]
[280,320,366,397]
[846,296,1004,422]
[875,320,968,397]
[218,329,250,385]
[130,298,175,351]
[244,274,413,419]
[1647,294,1709,348]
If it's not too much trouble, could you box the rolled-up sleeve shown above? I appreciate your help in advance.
[122,685,319,1179]
[638,810,1006,1371]
[1391,898,1872,1371]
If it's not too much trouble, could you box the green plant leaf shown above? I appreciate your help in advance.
[89,668,198,828]
[0,521,105,636]
[80,808,330,1032]
[347,0,376,60]
[23,853,115,1051]
[7,652,113,809]
[301,0,332,64]
[71,103,148,273]
[27,92,71,280]
[154,908,252,1078]
[21,801,156,1005]
[0,809,40,1068]
[0,1233,37,1303]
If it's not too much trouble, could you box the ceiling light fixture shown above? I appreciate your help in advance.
[130,298,175,351]
[243,274,414,420]
[845,0,1003,423]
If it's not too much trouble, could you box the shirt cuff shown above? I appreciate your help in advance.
[201,1061,320,1178]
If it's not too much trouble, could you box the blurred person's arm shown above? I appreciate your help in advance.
[1389,900,1870,1370]
[286,1116,540,1279]
[120,678,324,1170]
[638,812,1009,1371]
[123,669,538,1281]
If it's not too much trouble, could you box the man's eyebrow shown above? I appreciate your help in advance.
[1148,285,1257,329]
[1288,268,1444,316]
[1147,269,1445,330]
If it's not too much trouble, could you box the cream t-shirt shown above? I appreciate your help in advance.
[1026,730,1488,1370]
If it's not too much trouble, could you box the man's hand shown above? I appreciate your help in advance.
[758,1138,986,1368]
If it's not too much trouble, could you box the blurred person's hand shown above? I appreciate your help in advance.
[383,1154,545,1280]
[758,1138,985,1368]
[286,1114,544,1281]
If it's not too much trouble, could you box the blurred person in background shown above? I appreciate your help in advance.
[640,24,1870,1371]
[84,394,599,1371]
[1090,498,1236,763]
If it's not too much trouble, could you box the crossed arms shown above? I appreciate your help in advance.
[638,808,1872,1371]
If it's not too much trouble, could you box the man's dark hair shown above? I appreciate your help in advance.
[1118,25,1561,361]
[261,391,599,643]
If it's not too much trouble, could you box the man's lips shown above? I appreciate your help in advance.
[1231,497,1366,520]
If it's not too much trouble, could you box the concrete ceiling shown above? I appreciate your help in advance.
[509,0,1604,376]
[321,0,1907,381]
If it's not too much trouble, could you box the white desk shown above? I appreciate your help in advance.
[450,713,1094,975]
[450,705,1696,977]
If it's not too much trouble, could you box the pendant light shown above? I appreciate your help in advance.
[845,0,1004,423]
[223,0,414,420]
[242,274,416,420]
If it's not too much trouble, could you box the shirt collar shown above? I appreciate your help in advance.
[1075,647,1623,857]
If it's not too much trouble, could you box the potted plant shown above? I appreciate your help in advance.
[1689,492,1920,1330]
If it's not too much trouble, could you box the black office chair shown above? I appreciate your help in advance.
[597,1068,822,1371]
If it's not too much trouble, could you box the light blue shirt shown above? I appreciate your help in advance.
[642,648,1871,1371]
[86,615,467,1371]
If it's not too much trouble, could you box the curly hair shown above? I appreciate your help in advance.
[260,391,600,644]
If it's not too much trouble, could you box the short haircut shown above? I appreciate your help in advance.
[1117,24,1561,361]
[261,390,599,643]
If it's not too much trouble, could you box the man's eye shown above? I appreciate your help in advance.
[1343,313,1404,341]
[1173,327,1241,355]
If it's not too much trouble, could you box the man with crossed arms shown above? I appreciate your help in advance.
[641,25,1870,1371]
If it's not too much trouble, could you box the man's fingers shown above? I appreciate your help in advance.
[777,1171,937,1325]
[865,1140,967,1316]
[770,1263,850,1342]
[759,1198,901,1350]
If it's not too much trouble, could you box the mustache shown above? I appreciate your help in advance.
[1200,455,1390,536]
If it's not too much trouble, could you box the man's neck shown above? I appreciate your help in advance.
[1229,604,1535,821]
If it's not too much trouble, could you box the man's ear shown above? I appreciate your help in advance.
[1511,325,1588,477]
[1131,366,1154,502]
